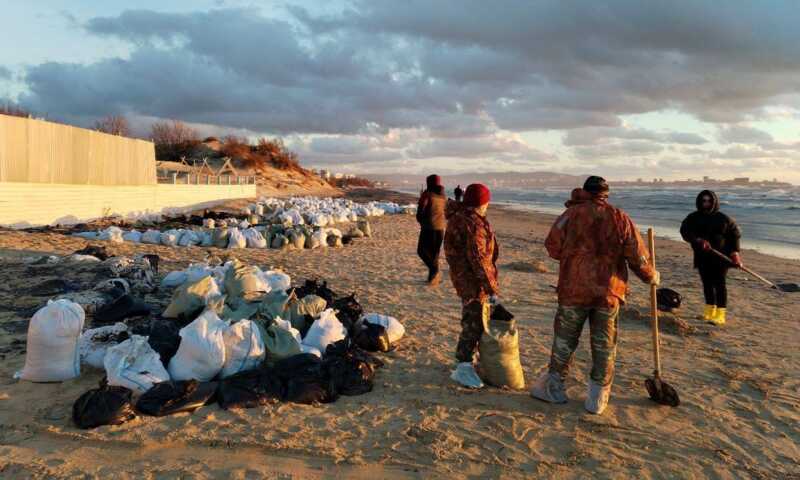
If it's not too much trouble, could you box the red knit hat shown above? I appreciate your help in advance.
[463,183,491,207]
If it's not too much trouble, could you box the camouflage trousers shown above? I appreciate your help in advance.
[456,301,489,362]
[548,304,620,386]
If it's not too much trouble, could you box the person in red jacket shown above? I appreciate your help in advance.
[443,183,498,388]
[532,176,660,414]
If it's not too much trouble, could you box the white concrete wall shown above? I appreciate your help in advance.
[0,182,256,228]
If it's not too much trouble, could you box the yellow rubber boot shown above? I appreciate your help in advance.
[710,308,726,326]
[702,305,717,322]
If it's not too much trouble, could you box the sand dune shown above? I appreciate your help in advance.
[0,194,798,479]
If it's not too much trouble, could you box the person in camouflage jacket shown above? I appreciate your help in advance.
[532,177,660,415]
[443,183,497,388]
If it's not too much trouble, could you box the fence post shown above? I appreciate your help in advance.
[172,172,177,184]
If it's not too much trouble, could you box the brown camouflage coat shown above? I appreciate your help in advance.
[545,198,655,307]
[444,201,499,303]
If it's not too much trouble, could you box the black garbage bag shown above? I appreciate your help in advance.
[30,278,81,297]
[285,375,338,404]
[136,380,218,416]
[72,381,136,429]
[491,303,515,321]
[331,293,363,333]
[323,339,383,396]
[73,245,111,261]
[94,294,152,325]
[656,288,682,312]
[353,322,391,353]
[142,254,160,274]
[291,279,336,306]
[272,353,338,404]
[133,319,181,366]
[217,368,284,410]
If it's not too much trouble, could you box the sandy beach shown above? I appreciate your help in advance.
[0,189,798,479]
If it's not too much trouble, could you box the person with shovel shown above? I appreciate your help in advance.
[680,190,742,326]
[416,174,448,285]
[444,183,498,389]
[531,176,660,415]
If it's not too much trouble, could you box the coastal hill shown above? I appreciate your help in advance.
[156,135,341,198]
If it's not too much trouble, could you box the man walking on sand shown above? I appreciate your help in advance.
[416,174,448,284]
[680,190,742,326]
[532,176,660,415]
[444,183,498,388]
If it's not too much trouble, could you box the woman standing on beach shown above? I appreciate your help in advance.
[416,174,448,285]
[443,183,498,389]
[680,190,743,326]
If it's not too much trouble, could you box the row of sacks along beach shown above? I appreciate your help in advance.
[71,197,416,250]
[15,243,405,429]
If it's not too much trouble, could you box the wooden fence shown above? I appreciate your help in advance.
[0,114,156,185]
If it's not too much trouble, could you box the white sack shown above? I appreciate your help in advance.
[168,309,227,381]
[220,319,266,378]
[104,334,170,394]
[19,299,85,382]
[301,309,347,353]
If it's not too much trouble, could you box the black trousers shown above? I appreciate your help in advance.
[698,263,728,308]
[417,229,444,280]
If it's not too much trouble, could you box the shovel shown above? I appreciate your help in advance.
[644,228,680,407]
[707,248,795,292]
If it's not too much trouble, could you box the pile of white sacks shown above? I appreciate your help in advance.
[19,260,404,396]
[71,196,415,250]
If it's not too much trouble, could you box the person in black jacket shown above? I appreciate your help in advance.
[454,184,464,202]
[680,190,742,325]
[417,175,447,285]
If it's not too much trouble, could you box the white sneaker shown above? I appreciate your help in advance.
[530,371,569,404]
[584,379,612,415]
[450,362,484,389]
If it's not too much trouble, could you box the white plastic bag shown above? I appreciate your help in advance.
[161,270,189,288]
[361,313,405,343]
[160,229,181,247]
[19,299,85,382]
[273,317,302,345]
[221,319,266,378]
[300,344,322,358]
[141,229,162,244]
[302,309,346,353]
[104,334,170,394]
[178,230,201,247]
[79,322,128,369]
[168,309,227,381]
[311,230,328,248]
[122,230,143,243]
[98,226,124,243]
[242,227,267,248]
[227,227,247,249]
[261,270,291,292]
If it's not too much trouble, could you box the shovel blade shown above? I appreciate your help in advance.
[645,377,680,407]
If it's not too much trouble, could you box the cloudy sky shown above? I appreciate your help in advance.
[2,1,800,182]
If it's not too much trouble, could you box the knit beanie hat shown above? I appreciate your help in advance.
[463,183,491,207]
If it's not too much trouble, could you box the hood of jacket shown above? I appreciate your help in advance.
[565,188,592,208]
[695,190,720,214]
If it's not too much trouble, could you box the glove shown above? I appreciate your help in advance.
[650,270,661,286]
[731,252,743,268]
[696,239,711,252]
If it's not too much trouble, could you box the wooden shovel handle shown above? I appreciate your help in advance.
[647,228,661,375]
[708,248,777,289]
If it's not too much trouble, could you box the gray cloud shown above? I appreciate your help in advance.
[717,125,774,144]
[9,2,800,173]
[564,126,707,146]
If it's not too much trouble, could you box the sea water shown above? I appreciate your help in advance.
[404,185,800,259]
